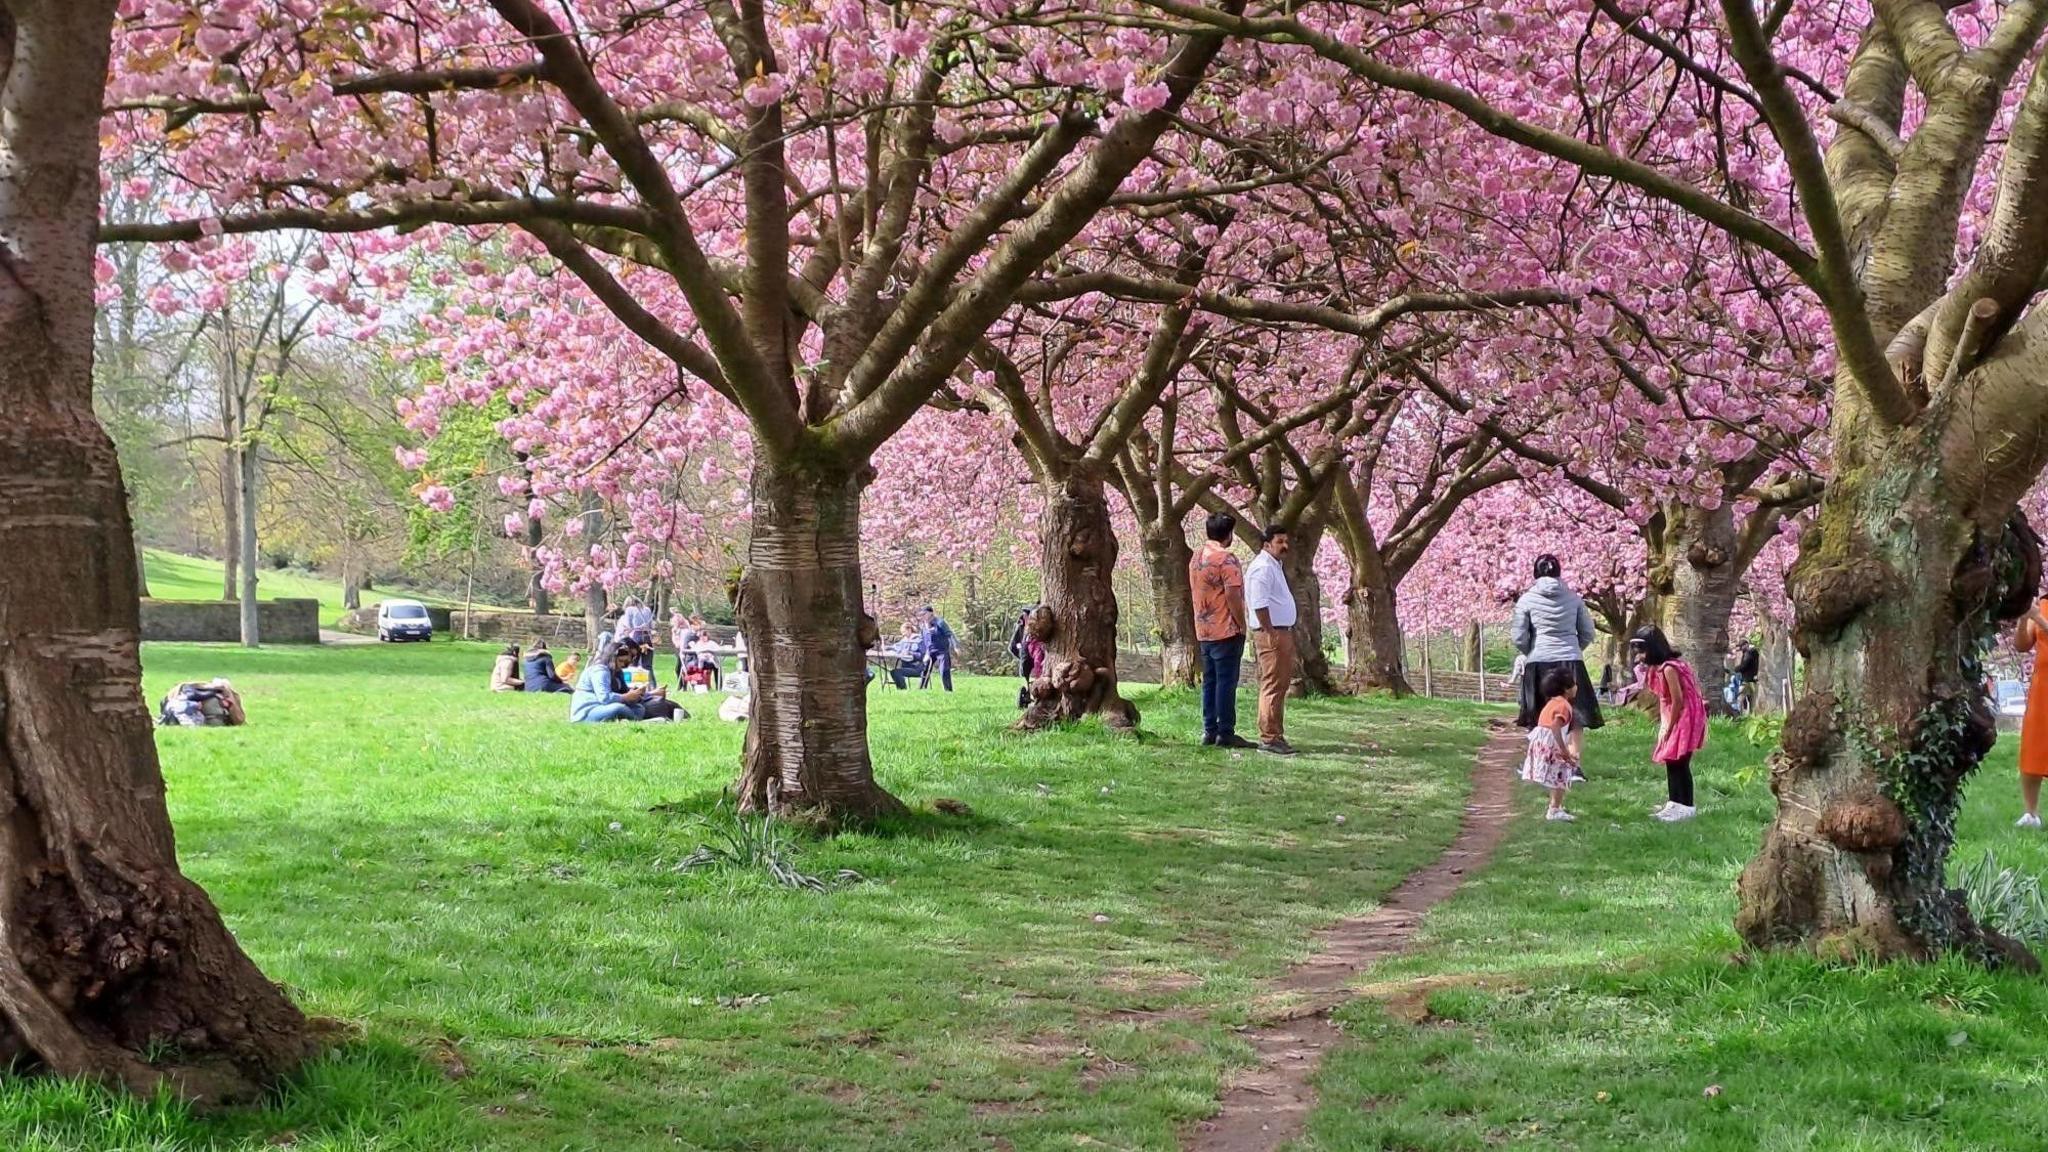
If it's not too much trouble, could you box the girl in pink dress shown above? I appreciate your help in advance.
[1631,625,1708,823]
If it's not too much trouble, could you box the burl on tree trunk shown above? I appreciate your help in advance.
[733,455,905,822]
[1019,468,1139,730]
[0,0,311,1101]
[1735,464,2040,969]
[1139,525,1200,691]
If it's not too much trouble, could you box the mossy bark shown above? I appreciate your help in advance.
[1735,453,2039,968]
[1658,502,1743,715]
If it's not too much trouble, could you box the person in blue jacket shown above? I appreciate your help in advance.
[572,641,648,723]
[919,606,958,692]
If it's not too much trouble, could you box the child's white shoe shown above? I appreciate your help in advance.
[1657,804,1697,823]
[1650,801,1674,818]
[2018,812,2042,829]
[1546,809,1576,822]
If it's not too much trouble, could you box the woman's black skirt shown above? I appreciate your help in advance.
[1516,658,1605,730]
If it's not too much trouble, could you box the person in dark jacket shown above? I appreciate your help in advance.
[522,640,572,693]
[1510,554,1604,756]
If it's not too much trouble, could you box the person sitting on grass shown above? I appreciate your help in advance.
[557,648,582,685]
[617,639,687,721]
[572,641,650,723]
[1521,669,1582,823]
[489,643,525,692]
[522,640,571,693]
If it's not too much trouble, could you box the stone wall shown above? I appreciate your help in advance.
[342,607,745,652]
[140,598,321,644]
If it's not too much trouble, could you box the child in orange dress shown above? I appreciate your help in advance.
[2014,599,2048,828]
[1521,669,1581,823]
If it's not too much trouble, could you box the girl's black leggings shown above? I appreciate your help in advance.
[1665,755,1695,806]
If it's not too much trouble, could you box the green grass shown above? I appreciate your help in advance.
[141,549,463,626]
[1303,712,2048,1152]
[0,643,1492,1151]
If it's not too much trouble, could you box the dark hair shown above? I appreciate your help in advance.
[1261,524,1290,544]
[598,640,629,666]
[1539,668,1576,700]
[1533,554,1561,579]
[1628,625,1680,665]
[502,643,521,658]
[1205,511,1237,544]
[528,638,549,652]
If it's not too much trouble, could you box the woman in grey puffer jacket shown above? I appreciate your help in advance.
[1512,554,1604,739]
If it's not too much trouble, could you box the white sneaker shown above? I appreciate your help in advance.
[1657,804,1698,823]
[1650,802,1674,817]
[1546,809,1576,822]
[2019,813,2042,829]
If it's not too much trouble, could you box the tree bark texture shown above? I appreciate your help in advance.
[732,454,905,821]
[1656,502,1742,714]
[1019,466,1140,730]
[1340,545,1411,696]
[1280,517,1340,696]
[217,447,236,602]
[525,512,550,616]
[1734,460,2039,968]
[1137,524,1199,691]
[0,0,311,1099]
[234,440,259,648]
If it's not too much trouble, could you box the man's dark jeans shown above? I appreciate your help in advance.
[1200,634,1246,741]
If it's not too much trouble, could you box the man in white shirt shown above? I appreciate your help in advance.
[1243,526,1298,755]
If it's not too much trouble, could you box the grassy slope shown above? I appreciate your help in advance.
[1305,712,2048,1152]
[141,549,458,626]
[0,644,1489,1151]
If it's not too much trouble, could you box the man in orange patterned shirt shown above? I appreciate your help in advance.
[1188,512,1252,748]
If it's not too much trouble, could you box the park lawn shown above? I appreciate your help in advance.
[141,549,464,626]
[0,642,1491,1152]
[1303,711,2048,1152]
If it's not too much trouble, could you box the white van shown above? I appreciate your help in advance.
[376,599,434,642]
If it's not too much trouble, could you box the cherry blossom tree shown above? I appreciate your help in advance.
[1,0,309,1098]
[107,0,1252,820]
[1153,0,2048,963]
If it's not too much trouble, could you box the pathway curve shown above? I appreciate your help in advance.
[1184,723,1521,1152]
[319,629,376,646]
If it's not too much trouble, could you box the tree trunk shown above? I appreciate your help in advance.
[0,0,311,1099]
[580,495,606,649]
[732,454,905,821]
[339,544,359,612]
[1019,465,1139,729]
[1658,502,1742,714]
[217,447,237,601]
[1734,463,2039,968]
[1759,615,1795,714]
[1137,523,1199,690]
[526,513,549,615]
[1281,518,1340,696]
[1462,620,1482,672]
[1341,554,1411,696]
[234,441,259,648]
[133,519,150,599]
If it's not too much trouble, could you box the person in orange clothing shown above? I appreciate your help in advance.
[2014,599,2048,828]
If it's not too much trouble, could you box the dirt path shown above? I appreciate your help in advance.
[1183,724,1521,1152]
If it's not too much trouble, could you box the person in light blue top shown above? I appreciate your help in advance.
[572,641,648,723]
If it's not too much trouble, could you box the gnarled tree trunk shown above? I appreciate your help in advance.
[1735,464,2038,968]
[733,455,905,821]
[1019,465,1139,729]
[1341,546,1411,696]
[1137,523,1199,690]
[1659,502,1742,713]
[0,0,311,1099]
[1280,517,1340,696]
